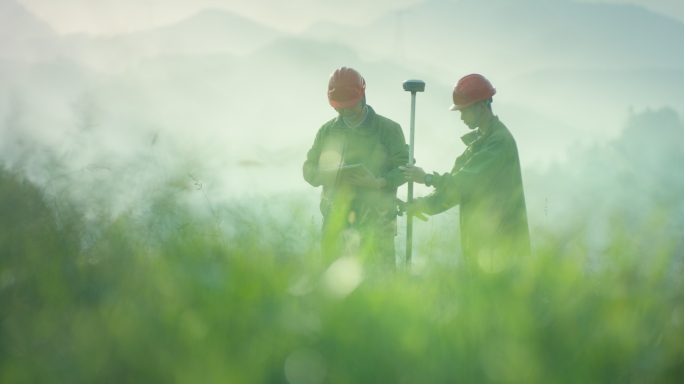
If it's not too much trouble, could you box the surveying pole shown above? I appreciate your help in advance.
[402,79,425,267]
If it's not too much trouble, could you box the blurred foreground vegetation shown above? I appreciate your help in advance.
[1,165,683,384]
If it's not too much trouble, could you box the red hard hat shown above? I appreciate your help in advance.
[449,74,496,111]
[328,67,366,108]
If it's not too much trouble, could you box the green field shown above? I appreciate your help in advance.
[1,164,683,384]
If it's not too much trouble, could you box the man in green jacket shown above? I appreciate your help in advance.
[401,74,530,272]
[303,67,409,271]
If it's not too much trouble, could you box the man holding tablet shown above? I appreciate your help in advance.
[303,67,409,271]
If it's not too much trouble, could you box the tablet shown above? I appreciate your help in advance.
[319,164,369,180]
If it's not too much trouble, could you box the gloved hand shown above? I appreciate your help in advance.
[396,198,428,222]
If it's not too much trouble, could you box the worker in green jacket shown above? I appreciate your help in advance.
[400,74,530,272]
[303,67,409,271]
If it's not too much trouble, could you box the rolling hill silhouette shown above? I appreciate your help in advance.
[1,0,683,171]
[0,0,59,62]
[303,0,684,78]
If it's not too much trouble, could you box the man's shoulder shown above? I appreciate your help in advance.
[317,116,342,133]
[487,119,521,153]
[372,113,402,130]
[490,119,516,141]
[373,114,406,144]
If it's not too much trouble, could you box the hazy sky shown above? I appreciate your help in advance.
[16,0,425,34]
[16,0,684,35]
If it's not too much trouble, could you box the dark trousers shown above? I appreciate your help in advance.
[321,213,396,273]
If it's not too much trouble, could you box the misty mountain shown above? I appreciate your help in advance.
[59,9,284,73]
[303,0,684,78]
[524,107,684,253]
[3,0,681,196]
[0,4,284,73]
[77,35,585,178]
[503,68,684,138]
[0,0,59,62]
[302,0,684,139]
[0,33,582,202]
[142,9,282,56]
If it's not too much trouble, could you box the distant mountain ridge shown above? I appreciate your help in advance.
[0,4,284,72]
[5,0,684,76]
[302,0,684,78]
[1,0,682,168]
[108,9,281,57]
[0,0,59,62]
[0,0,54,37]
[61,9,284,73]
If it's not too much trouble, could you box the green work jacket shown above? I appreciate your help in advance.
[303,105,409,230]
[419,116,531,260]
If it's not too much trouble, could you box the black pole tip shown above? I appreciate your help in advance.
[402,79,425,92]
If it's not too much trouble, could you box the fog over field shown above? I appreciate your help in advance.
[2,1,684,382]
[1,0,683,258]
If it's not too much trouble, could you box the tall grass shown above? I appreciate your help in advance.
[1,165,683,384]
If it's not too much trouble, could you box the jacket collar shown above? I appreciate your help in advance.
[460,116,500,146]
[332,105,377,133]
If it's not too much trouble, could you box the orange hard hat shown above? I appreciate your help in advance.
[449,74,496,111]
[328,67,366,108]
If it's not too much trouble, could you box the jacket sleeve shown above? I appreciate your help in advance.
[449,133,509,196]
[380,124,409,190]
[417,189,460,216]
[421,133,509,214]
[419,166,462,215]
[303,128,324,187]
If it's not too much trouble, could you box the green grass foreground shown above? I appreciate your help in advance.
[1,167,683,384]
